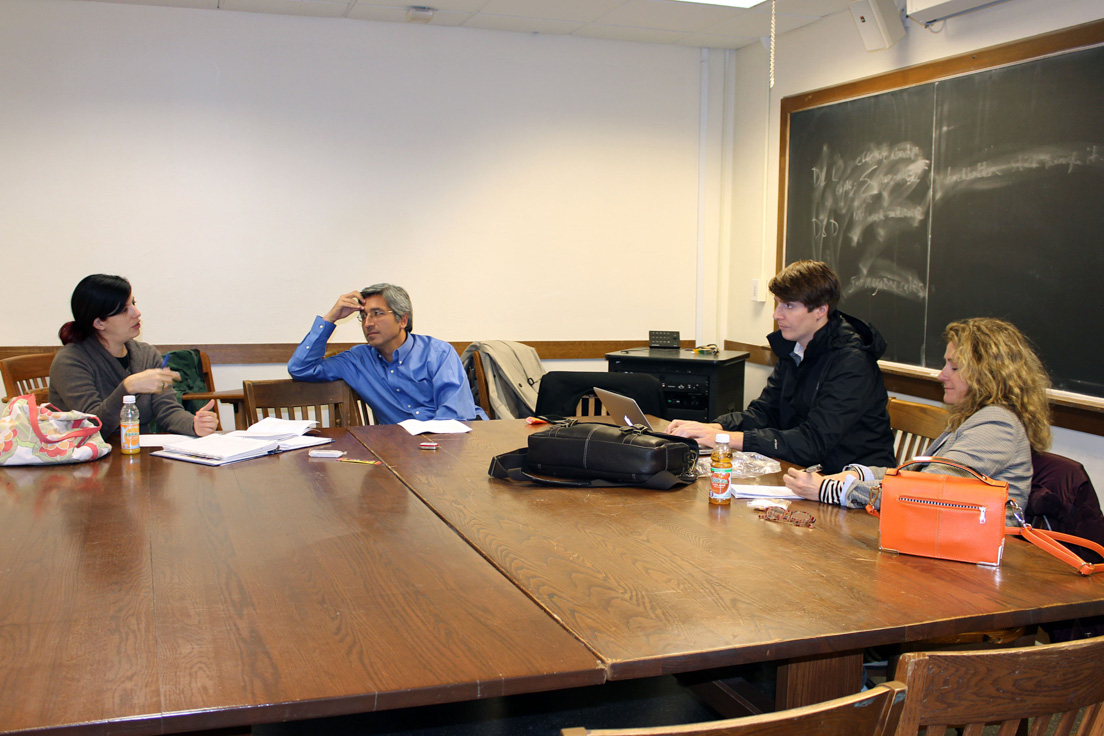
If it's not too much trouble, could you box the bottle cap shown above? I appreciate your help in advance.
[123,395,136,404]
[715,433,730,444]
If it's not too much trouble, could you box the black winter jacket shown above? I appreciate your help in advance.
[715,311,895,474]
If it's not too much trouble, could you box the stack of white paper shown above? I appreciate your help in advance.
[399,419,472,436]
[230,417,319,441]
[152,434,281,466]
[151,417,335,465]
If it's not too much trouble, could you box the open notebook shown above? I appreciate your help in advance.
[151,417,333,466]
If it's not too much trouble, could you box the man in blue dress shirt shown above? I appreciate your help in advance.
[288,283,484,424]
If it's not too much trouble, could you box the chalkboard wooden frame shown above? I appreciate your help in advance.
[777,19,1104,429]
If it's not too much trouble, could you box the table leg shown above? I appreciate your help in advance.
[775,650,864,710]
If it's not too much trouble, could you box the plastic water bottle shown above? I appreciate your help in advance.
[120,395,140,455]
[709,433,733,505]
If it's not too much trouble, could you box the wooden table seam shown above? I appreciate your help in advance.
[350,432,616,679]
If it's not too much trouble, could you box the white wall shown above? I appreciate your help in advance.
[4,0,1104,491]
[0,0,724,350]
[726,0,1104,489]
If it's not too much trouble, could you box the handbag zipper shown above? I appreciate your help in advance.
[900,496,987,524]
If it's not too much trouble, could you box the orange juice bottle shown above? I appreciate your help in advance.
[120,395,140,455]
[708,433,732,505]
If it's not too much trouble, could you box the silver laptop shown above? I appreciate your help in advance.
[593,387,711,455]
[592,387,653,430]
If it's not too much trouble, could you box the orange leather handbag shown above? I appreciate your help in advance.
[867,457,1008,566]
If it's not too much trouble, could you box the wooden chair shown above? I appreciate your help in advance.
[1,352,55,403]
[575,390,606,417]
[165,348,231,431]
[894,636,1104,736]
[470,350,495,419]
[193,349,217,393]
[242,379,364,428]
[887,397,949,465]
[535,372,664,419]
[560,681,906,736]
[875,398,1032,660]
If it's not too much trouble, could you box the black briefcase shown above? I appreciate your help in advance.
[488,421,699,490]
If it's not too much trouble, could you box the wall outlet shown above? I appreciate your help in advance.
[751,278,766,302]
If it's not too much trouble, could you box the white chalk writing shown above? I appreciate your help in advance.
[939,144,1104,198]
[806,142,931,302]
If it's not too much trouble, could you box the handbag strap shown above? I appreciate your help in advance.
[24,393,104,447]
[1006,525,1102,576]
[890,456,1006,488]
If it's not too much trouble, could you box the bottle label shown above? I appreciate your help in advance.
[121,421,140,454]
[709,467,732,501]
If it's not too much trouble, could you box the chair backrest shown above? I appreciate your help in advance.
[575,390,605,417]
[887,397,949,466]
[470,351,495,420]
[164,348,217,399]
[242,379,364,428]
[560,680,906,736]
[1,352,55,403]
[894,635,1104,736]
[1028,450,1104,569]
[197,350,216,392]
[535,372,664,419]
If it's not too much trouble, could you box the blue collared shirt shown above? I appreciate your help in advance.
[288,316,484,425]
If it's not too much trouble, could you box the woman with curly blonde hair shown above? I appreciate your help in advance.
[941,318,1051,452]
[784,317,1051,523]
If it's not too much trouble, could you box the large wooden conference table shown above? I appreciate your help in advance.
[351,418,1104,708]
[0,429,602,735]
[4,418,1104,735]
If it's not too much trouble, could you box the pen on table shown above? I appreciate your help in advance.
[803,464,822,474]
[339,458,380,465]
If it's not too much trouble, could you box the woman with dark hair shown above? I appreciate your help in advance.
[784,317,1051,523]
[49,274,218,437]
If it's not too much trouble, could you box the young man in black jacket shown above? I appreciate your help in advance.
[668,260,895,474]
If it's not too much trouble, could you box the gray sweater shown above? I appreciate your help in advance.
[845,405,1033,524]
[49,339,197,437]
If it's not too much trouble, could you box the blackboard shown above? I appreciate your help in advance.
[782,24,1104,398]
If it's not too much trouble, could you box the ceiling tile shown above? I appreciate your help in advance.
[220,0,350,17]
[709,6,820,35]
[463,14,586,34]
[595,0,747,33]
[349,0,489,11]
[480,0,629,23]
[774,0,853,15]
[87,0,219,8]
[346,4,472,25]
[66,0,849,49]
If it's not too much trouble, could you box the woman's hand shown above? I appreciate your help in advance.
[783,469,858,502]
[123,368,179,395]
[783,467,825,500]
[192,400,219,437]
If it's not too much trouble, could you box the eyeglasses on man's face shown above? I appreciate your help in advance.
[357,309,395,324]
